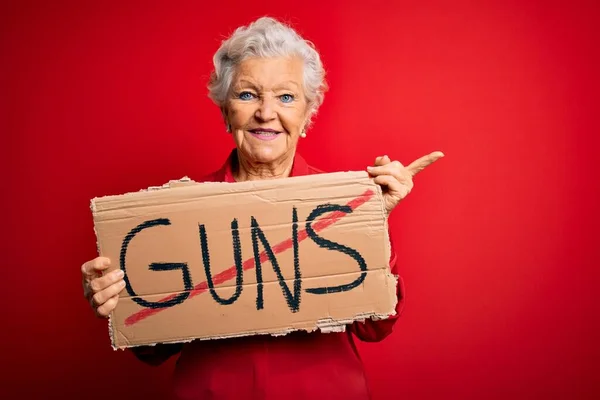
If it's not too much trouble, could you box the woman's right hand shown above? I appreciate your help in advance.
[81,257,126,317]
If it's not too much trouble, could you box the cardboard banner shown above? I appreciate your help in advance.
[91,171,398,349]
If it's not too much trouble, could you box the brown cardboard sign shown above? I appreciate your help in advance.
[90,171,398,349]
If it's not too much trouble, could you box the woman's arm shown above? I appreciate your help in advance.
[352,151,442,341]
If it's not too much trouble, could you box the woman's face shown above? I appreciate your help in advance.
[225,56,309,165]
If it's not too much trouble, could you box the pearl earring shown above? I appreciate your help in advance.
[300,129,307,138]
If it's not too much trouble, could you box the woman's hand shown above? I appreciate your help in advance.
[81,257,126,317]
[367,151,444,215]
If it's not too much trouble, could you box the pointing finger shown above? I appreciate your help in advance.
[406,151,444,177]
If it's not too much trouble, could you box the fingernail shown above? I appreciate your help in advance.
[116,269,124,278]
[120,280,126,287]
[367,166,373,170]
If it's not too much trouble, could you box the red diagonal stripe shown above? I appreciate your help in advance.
[124,188,375,326]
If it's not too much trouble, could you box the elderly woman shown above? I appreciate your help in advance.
[81,17,442,399]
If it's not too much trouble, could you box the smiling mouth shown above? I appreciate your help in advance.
[248,129,281,136]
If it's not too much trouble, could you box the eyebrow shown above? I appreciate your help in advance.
[235,79,301,91]
[237,79,257,86]
[234,79,259,91]
[273,81,301,90]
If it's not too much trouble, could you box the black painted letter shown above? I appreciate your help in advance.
[252,207,301,312]
[120,218,193,308]
[304,204,367,294]
[200,218,244,305]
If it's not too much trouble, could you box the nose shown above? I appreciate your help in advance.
[254,96,276,122]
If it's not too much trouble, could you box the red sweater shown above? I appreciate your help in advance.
[132,150,405,400]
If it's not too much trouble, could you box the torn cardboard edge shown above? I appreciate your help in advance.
[108,268,399,350]
[92,171,396,351]
[109,308,398,351]
[90,170,385,211]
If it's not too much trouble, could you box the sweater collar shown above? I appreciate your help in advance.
[216,149,310,183]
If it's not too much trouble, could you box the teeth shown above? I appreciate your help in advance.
[254,131,277,135]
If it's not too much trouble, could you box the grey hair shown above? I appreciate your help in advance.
[208,17,328,128]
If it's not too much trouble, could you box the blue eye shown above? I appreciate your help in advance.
[280,94,294,103]
[239,91,254,101]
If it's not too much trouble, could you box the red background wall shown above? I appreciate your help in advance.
[2,1,599,399]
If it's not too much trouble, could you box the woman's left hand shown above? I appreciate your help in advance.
[367,151,444,215]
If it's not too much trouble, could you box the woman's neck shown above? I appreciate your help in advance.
[233,150,295,182]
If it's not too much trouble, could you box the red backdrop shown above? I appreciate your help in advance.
[2,1,599,399]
